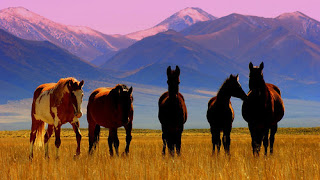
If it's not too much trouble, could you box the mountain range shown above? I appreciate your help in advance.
[0,28,111,103]
[0,7,136,62]
[1,6,320,129]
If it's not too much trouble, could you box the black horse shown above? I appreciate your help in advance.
[158,66,187,156]
[242,62,285,155]
[207,74,247,154]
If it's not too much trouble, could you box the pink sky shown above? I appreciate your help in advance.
[1,0,320,35]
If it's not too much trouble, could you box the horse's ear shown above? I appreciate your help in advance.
[236,74,239,81]
[175,66,180,76]
[229,74,233,79]
[79,80,84,88]
[259,62,264,70]
[128,86,133,95]
[249,62,253,70]
[167,66,172,76]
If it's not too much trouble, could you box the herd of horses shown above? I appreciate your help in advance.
[28,62,284,159]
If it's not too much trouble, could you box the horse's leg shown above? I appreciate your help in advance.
[210,127,215,154]
[88,123,96,154]
[114,129,119,156]
[94,125,100,149]
[44,125,54,158]
[270,124,278,154]
[161,125,168,155]
[214,128,221,153]
[71,121,82,157]
[249,123,258,156]
[124,122,132,154]
[223,127,231,155]
[29,123,37,159]
[108,128,116,156]
[162,130,167,155]
[176,130,182,156]
[54,125,61,159]
[263,128,269,156]
[167,132,175,156]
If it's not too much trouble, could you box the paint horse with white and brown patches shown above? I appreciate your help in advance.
[29,77,84,159]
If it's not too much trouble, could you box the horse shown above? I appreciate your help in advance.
[207,74,247,154]
[242,62,285,155]
[158,66,187,156]
[87,84,133,156]
[29,77,84,159]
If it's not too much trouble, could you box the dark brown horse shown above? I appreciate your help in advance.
[87,84,133,156]
[158,66,187,156]
[242,62,285,155]
[29,77,84,159]
[207,74,247,154]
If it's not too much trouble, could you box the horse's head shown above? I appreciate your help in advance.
[67,79,84,118]
[167,66,180,98]
[113,85,133,125]
[249,62,265,90]
[225,74,247,101]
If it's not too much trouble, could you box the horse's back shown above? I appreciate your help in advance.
[266,83,281,96]
[33,83,56,100]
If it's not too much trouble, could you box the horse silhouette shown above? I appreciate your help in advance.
[207,74,247,154]
[158,66,187,156]
[242,62,285,155]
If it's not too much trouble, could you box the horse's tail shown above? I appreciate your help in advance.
[35,121,46,147]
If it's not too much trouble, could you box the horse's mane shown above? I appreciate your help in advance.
[52,77,78,106]
[217,76,233,95]
[113,84,130,92]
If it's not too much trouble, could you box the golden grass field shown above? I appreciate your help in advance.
[0,128,319,179]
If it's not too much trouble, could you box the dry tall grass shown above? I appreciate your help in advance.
[0,128,319,179]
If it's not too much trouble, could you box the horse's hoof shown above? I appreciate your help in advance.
[73,154,80,160]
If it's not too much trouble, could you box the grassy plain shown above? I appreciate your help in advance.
[0,128,319,179]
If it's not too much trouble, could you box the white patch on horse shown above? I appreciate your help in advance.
[34,90,55,124]
[33,85,68,126]
[73,90,83,115]
[51,107,60,127]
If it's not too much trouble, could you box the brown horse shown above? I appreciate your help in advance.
[29,77,84,159]
[87,84,133,156]
[158,66,187,156]
[242,62,285,155]
[207,74,247,154]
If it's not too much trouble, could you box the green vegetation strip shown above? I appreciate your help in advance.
[0,127,319,138]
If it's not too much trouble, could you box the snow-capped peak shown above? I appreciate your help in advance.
[174,7,215,24]
[127,7,216,40]
[276,11,309,20]
[1,7,41,20]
